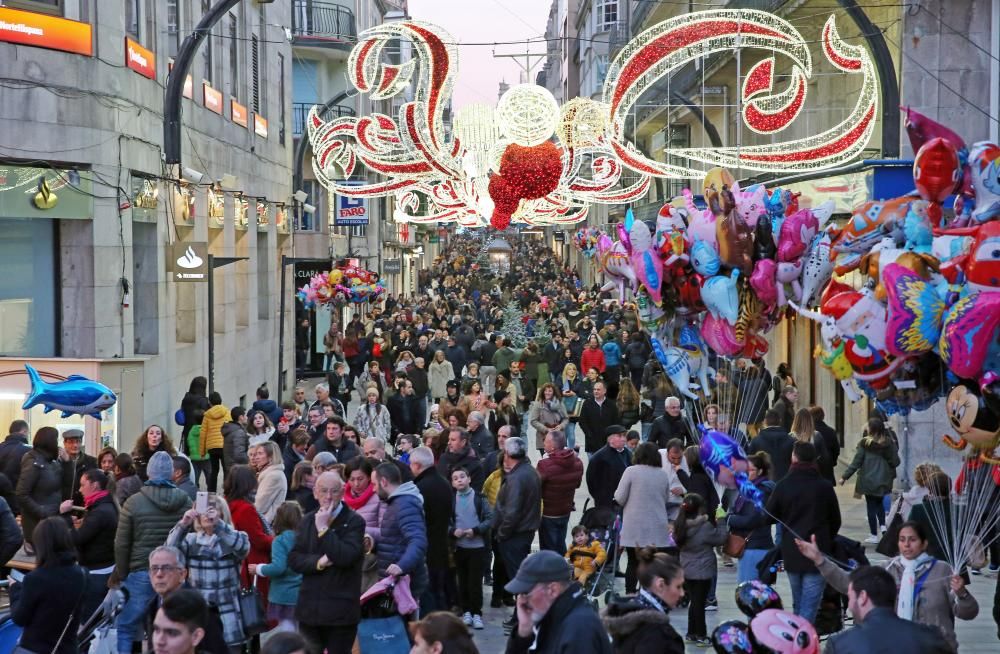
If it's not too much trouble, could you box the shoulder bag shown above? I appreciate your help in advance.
[238,574,268,636]
[723,532,749,559]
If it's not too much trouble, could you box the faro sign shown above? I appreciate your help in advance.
[335,183,369,226]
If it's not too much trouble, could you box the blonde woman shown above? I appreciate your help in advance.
[790,408,831,482]
[559,363,586,451]
[250,441,287,523]
[888,463,944,527]
[428,350,454,403]
[529,382,569,454]
[353,387,392,442]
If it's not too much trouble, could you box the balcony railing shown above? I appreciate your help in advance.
[608,20,630,57]
[293,103,355,136]
[292,1,356,47]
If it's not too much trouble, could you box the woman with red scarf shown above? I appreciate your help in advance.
[343,458,385,542]
[59,468,119,619]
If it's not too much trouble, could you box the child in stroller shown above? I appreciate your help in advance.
[565,525,607,586]
[574,502,621,604]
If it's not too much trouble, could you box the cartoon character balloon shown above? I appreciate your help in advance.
[735,581,784,618]
[968,141,1000,223]
[711,621,755,654]
[942,382,1000,464]
[702,270,741,324]
[699,427,750,490]
[749,610,819,654]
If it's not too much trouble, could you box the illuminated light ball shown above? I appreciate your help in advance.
[557,98,610,148]
[496,84,560,147]
[454,103,502,177]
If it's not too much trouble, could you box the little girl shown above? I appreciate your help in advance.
[565,525,607,586]
[674,493,728,646]
[251,502,303,632]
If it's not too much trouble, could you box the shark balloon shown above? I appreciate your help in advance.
[21,364,116,420]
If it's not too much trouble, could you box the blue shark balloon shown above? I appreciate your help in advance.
[22,364,116,419]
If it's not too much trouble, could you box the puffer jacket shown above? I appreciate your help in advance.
[842,434,900,496]
[222,421,249,471]
[375,482,428,587]
[16,449,74,546]
[257,529,302,607]
[72,492,118,568]
[114,483,192,575]
[601,341,622,367]
[200,404,231,455]
[677,514,729,580]
[537,448,583,517]
[255,462,287,524]
[603,593,685,654]
[493,459,541,541]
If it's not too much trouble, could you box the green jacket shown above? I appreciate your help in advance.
[187,425,207,462]
[115,484,192,575]
[493,347,517,375]
[842,435,900,496]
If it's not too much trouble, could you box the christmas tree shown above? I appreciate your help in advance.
[530,314,551,346]
[500,300,528,348]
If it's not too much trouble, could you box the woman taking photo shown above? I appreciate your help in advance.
[12,518,88,654]
[131,424,177,481]
[840,417,900,543]
[726,452,776,583]
[529,383,569,456]
[250,441,287,524]
[167,494,251,652]
[603,549,685,654]
[16,426,74,551]
[796,520,977,652]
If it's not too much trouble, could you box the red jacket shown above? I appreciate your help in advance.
[537,448,584,517]
[228,498,274,590]
[580,347,606,374]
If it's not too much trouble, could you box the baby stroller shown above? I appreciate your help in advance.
[577,500,622,607]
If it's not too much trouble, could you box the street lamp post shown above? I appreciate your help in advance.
[207,255,249,394]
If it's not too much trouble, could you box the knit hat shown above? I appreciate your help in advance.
[147,451,174,481]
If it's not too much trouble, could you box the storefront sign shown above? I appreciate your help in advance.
[554,231,566,242]
[203,83,223,114]
[169,242,208,281]
[275,205,289,234]
[170,61,194,99]
[235,195,249,229]
[335,182,369,226]
[256,200,270,230]
[0,165,93,220]
[383,259,401,273]
[254,114,268,138]
[231,100,248,128]
[131,176,159,223]
[125,37,155,79]
[0,7,93,56]
[207,187,225,227]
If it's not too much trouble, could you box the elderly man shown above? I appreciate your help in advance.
[410,446,453,613]
[493,437,541,634]
[578,381,620,456]
[288,471,366,652]
[144,546,227,654]
[484,424,511,475]
[466,411,495,461]
[62,428,98,506]
[504,551,612,654]
[585,425,631,510]
[536,431,583,553]
[648,396,694,448]
[363,436,413,481]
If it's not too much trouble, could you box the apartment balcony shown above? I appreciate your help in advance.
[608,20,631,58]
[293,102,355,137]
[292,1,356,55]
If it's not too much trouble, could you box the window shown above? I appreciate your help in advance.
[166,0,181,57]
[6,1,62,16]
[251,35,261,113]
[201,0,213,83]
[278,53,286,145]
[228,14,239,100]
[132,222,159,355]
[596,0,618,31]
[595,55,609,87]
[125,0,140,38]
[0,219,56,357]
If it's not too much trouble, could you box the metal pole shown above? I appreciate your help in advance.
[208,254,216,394]
[278,255,289,403]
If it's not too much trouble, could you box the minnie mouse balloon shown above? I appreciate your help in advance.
[749,610,819,654]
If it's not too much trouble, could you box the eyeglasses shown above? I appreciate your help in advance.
[150,565,181,574]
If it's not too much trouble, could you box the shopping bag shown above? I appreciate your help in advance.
[356,615,410,654]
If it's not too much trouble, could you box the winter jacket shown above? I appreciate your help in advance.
[115,483,192,575]
[0,434,30,512]
[445,346,468,382]
[766,464,841,573]
[492,346,518,375]
[251,398,283,426]
[428,360,455,400]
[353,403,392,442]
[771,396,795,432]
[288,503,366,627]
[842,434,900,496]
[438,393,472,427]
[0,497,22,566]
[586,445,631,509]
[199,404,230,456]
[537,448,584,517]
[255,461,288,524]
[823,607,952,654]
[16,449,74,546]
[624,339,650,370]
[493,459,542,541]
[228,498,273,588]
[747,426,794,481]
[387,393,427,439]
[677,469,719,518]
[222,421,249,471]
[648,414,694,449]
[603,593,685,654]
[530,399,569,450]
[466,423,493,461]
[449,488,493,546]
[614,465,674,548]
[602,341,622,367]
[257,530,302,606]
[181,391,210,442]
[414,466,453,570]
[375,482,429,582]
[726,479,776,551]
[73,492,118,568]
[132,442,176,481]
[815,418,841,480]
[306,434,360,463]
[11,558,88,654]
[817,555,977,653]
[505,582,613,654]
[580,347,606,374]
[167,519,251,646]
[348,487,385,540]
[483,467,503,507]
[678,514,729,580]
[114,473,142,505]
[186,426,207,463]
[437,445,485,493]
[579,398,621,453]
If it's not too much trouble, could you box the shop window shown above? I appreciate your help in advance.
[0,219,57,357]
[257,233,270,320]
[6,1,62,15]
[132,222,159,354]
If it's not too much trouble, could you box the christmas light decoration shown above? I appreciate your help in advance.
[306,10,881,228]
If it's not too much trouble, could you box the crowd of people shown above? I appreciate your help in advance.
[0,235,998,654]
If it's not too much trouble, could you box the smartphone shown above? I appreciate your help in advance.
[196,491,208,514]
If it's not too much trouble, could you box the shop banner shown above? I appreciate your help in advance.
[231,100,248,128]
[125,37,155,79]
[383,259,401,273]
[335,183,369,226]
[203,83,223,115]
[168,242,208,282]
[0,165,93,220]
[0,7,93,56]
[254,114,268,138]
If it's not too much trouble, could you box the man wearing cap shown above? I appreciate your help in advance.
[504,550,612,653]
[586,425,632,510]
[62,429,98,506]
[578,381,620,456]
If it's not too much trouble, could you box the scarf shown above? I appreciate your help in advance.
[896,553,934,620]
[344,483,376,510]
[83,489,110,509]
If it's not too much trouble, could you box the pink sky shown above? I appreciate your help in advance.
[409,0,552,108]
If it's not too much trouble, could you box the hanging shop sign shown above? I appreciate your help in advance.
[207,187,225,227]
[254,114,268,138]
[256,200,270,230]
[125,37,155,79]
[0,7,93,56]
[383,259,402,274]
[0,165,93,220]
[231,100,249,128]
[169,61,194,99]
[334,189,369,226]
[203,83,223,115]
[131,176,159,223]
[169,242,208,282]
[553,231,565,242]
[235,195,249,229]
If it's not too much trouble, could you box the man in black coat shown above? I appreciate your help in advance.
[445,336,468,383]
[410,446,454,614]
[766,441,840,625]
[0,420,30,513]
[647,396,695,448]
[748,409,794,482]
[62,429,98,507]
[436,429,484,492]
[288,471,366,653]
[824,566,951,654]
[386,377,427,441]
[585,425,631,509]
[810,405,841,483]
[578,381,620,455]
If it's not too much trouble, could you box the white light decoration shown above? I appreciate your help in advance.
[306,10,881,228]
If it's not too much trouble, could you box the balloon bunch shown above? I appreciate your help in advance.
[711,581,819,654]
[572,226,605,257]
[297,265,385,308]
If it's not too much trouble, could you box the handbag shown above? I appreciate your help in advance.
[357,615,410,654]
[238,575,268,636]
[723,532,749,559]
[567,397,585,418]
[875,497,904,557]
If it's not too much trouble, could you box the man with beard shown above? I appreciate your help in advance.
[372,462,429,604]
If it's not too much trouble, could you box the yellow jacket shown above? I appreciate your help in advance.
[483,468,503,507]
[566,541,607,574]
[200,404,230,456]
